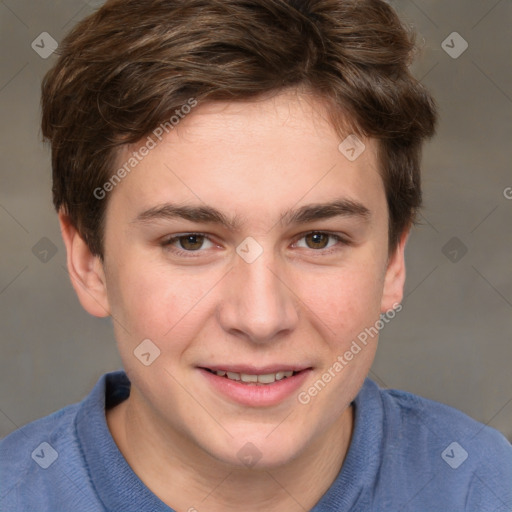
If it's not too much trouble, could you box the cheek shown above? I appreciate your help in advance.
[106,255,217,348]
[294,260,385,340]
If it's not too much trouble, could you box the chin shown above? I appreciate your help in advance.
[203,430,307,470]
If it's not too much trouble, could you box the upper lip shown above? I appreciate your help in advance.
[199,364,312,374]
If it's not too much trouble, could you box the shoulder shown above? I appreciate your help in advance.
[0,384,106,511]
[1,401,79,476]
[381,384,512,458]
[365,380,512,511]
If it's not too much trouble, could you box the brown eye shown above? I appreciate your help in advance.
[161,233,216,257]
[292,231,348,254]
[178,234,205,251]
[304,232,330,249]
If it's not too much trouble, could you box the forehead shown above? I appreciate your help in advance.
[160,90,357,153]
[107,90,385,226]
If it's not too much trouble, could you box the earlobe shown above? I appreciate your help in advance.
[380,229,409,313]
[58,210,111,318]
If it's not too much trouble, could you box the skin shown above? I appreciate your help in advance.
[59,88,408,512]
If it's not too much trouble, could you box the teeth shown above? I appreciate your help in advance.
[240,373,258,383]
[214,369,295,384]
[258,373,277,384]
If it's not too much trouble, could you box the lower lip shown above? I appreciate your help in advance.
[198,368,312,407]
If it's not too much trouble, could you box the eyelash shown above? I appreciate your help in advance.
[160,231,350,258]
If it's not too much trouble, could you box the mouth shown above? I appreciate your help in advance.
[201,367,303,385]
[198,365,312,406]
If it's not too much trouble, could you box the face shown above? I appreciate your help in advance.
[68,90,406,468]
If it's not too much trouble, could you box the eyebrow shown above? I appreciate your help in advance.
[132,198,371,231]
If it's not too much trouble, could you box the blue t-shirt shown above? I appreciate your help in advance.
[1,371,511,511]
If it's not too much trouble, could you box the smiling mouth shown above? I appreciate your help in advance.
[201,368,304,385]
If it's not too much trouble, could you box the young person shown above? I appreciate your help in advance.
[1,0,511,510]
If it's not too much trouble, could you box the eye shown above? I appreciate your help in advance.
[161,233,215,255]
[293,231,347,253]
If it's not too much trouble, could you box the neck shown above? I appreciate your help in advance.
[106,386,354,512]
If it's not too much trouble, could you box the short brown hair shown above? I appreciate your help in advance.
[41,0,437,257]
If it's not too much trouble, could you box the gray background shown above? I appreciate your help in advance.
[0,0,511,442]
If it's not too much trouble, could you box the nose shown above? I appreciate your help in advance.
[217,247,299,344]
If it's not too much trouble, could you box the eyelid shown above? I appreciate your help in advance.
[161,232,216,251]
[291,230,349,244]
[290,231,350,253]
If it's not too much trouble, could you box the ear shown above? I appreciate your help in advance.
[380,229,409,313]
[58,210,111,317]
